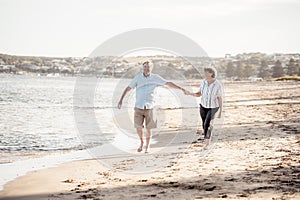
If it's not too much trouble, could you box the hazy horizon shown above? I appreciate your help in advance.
[1,0,300,58]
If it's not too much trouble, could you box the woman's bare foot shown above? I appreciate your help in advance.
[207,138,211,145]
[203,139,211,150]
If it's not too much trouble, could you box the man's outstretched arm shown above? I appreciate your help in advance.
[118,86,131,109]
[165,82,186,93]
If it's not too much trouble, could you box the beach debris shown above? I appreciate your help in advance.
[98,171,110,177]
[137,179,148,182]
[146,194,157,197]
[237,193,249,197]
[77,182,88,187]
[63,178,75,183]
[205,185,217,191]
[193,143,203,147]
[79,194,94,199]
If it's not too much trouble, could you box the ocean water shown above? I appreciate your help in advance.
[0,75,99,163]
[0,74,196,164]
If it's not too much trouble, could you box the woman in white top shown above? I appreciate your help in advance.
[186,67,223,148]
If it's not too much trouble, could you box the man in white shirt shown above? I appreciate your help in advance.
[118,61,186,153]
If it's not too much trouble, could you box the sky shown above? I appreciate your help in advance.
[0,0,299,58]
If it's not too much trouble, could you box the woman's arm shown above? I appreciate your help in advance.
[187,91,201,97]
[185,81,202,97]
[217,96,223,118]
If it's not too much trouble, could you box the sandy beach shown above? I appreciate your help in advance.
[0,81,299,200]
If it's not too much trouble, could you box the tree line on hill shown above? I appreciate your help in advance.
[223,58,300,80]
[0,53,299,80]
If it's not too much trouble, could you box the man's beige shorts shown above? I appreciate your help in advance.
[134,108,157,129]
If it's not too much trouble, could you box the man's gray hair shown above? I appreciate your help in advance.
[143,60,154,69]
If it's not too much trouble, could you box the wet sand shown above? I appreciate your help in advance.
[0,81,299,200]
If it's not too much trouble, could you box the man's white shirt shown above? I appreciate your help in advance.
[129,73,167,109]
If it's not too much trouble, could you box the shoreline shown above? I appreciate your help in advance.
[0,148,92,191]
[0,126,200,199]
[0,107,197,191]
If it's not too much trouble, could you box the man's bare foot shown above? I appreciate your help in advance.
[144,146,150,153]
[137,143,143,152]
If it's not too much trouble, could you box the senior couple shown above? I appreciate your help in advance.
[118,61,223,153]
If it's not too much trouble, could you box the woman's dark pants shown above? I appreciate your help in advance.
[200,104,219,139]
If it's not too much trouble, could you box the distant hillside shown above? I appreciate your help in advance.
[0,52,299,80]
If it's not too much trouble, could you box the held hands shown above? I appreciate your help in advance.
[184,90,193,96]
[117,101,122,109]
[181,88,189,95]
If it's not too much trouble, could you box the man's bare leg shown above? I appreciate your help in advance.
[137,127,143,152]
[145,128,151,153]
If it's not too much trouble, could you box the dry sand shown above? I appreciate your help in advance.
[0,81,299,200]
